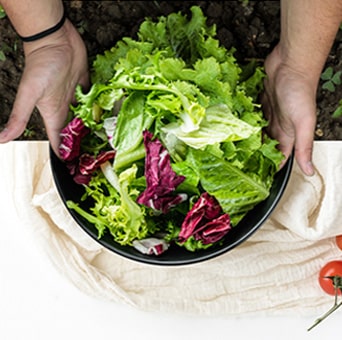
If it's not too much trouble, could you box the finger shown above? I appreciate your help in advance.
[261,93,294,169]
[45,124,63,158]
[38,90,74,158]
[0,83,37,143]
[294,117,316,176]
[48,74,89,157]
[70,76,89,105]
[272,130,294,170]
[43,109,68,158]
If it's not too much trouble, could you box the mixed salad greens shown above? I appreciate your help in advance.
[59,6,284,255]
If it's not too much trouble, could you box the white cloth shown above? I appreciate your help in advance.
[1,141,342,317]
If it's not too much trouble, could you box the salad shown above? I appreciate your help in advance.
[59,6,284,255]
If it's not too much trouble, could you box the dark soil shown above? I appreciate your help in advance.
[1,1,341,141]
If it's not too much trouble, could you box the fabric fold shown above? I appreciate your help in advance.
[1,140,342,317]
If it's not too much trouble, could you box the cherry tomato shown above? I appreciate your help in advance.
[318,260,342,296]
[336,235,342,251]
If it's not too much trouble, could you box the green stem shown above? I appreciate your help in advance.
[113,144,146,171]
[307,300,342,331]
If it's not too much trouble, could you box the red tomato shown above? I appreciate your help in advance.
[318,261,342,296]
[336,235,342,251]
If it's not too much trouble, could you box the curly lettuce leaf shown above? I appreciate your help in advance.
[68,165,150,246]
[72,84,124,130]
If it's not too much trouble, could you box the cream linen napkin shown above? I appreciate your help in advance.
[1,141,342,317]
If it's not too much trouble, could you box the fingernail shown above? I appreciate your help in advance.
[305,161,315,176]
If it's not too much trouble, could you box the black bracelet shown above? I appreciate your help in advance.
[18,10,66,43]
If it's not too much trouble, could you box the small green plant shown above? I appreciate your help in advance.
[0,50,5,62]
[332,99,342,118]
[0,5,6,19]
[0,42,12,62]
[23,128,36,138]
[320,66,342,92]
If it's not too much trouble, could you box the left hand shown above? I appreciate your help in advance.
[0,19,89,156]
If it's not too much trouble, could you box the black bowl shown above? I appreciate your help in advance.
[50,147,293,266]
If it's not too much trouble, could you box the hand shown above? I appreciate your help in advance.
[0,19,89,156]
[262,45,317,176]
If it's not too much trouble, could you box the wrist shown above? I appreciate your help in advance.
[18,9,66,43]
[23,18,72,56]
[1,0,64,40]
[275,43,323,86]
[265,44,319,98]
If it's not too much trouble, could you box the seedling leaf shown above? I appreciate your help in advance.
[321,67,333,81]
[332,71,342,85]
[0,50,6,62]
[322,81,335,92]
[332,100,342,118]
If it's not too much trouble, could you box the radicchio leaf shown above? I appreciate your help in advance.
[136,130,187,213]
[179,192,231,245]
[59,117,90,161]
[67,150,116,185]
[132,238,170,255]
[66,160,92,185]
[79,150,116,175]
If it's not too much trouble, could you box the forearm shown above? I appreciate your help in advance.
[0,0,64,38]
[280,0,342,82]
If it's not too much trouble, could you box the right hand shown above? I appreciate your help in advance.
[262,45,317,176]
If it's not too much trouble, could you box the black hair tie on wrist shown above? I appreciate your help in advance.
[19,11,66,43]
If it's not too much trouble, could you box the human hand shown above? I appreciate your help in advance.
[262,45,317,176]
[0,19,89,156]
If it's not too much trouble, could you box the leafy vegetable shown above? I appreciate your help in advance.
[67,164,150,246]
[178,192,231,245]
[136,130,187,214]
[186,147,271,225]
[59,117,90,161]
[61,6,284,254]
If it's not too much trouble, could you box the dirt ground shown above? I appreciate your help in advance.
[0,1,341,141]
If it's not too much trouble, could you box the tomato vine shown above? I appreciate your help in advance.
[308,260,342,331]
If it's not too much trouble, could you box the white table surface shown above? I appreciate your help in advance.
[0,164,340,340]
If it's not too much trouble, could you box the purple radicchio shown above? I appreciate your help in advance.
[178,192,231,245]
[136,130,187,214]
[67,150,116,185]
[59,117,90,161]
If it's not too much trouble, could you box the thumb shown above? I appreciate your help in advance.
[294,116,316,176]
[0,82,37,143]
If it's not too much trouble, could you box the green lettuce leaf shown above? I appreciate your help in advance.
[186,147,273,225]
[112,91,154,170]
[161,104,260,149]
